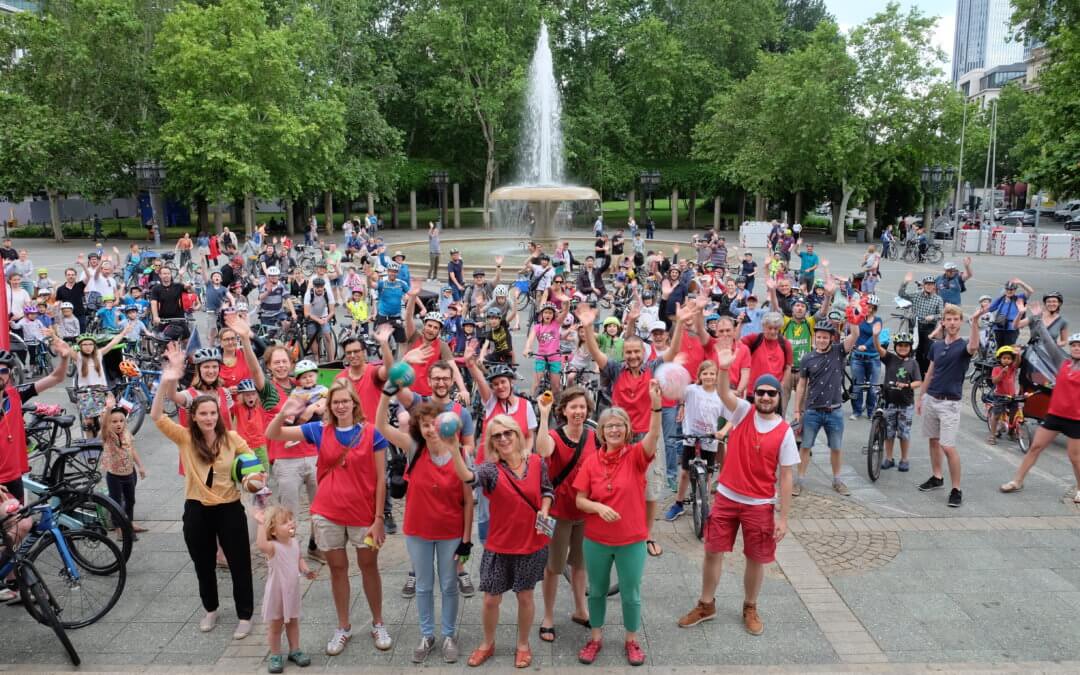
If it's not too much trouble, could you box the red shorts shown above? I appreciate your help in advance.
[704,493,776,564]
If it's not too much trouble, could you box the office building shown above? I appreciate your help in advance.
[952,0,1026,83]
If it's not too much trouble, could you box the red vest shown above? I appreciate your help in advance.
[0,384,29,483]
[716,413,790,500]
[403,449,466,540]
[484,454,549,555]
[311,423,377,526]
[266,380,317,462]
[408,336,441,397]
[1048,360,1080,420]
[478,396,531,463]
[218,353,251,390]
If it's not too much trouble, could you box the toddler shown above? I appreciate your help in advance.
[256,507,315,673]
[99,407,148,532]
[57,302,81,339]
[283,361,326,449]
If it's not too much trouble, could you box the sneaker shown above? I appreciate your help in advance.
[371,622,392,651]
[412,635,436,663]
[326,627,352,655]
[919,476,944,492]
[948,488,962,508]
[457,571,475,597]
[199,611,218,633]
[624,639,646,666]
[384,512,398,535]
[848,414,858,421]
[402,572,416,598]
[791,481,802,497]
[742,602,764,636]
[267,654,284,674]
[664,502,685,521]
[677,599,717,627]
[880,458,895,470]
[0,588,18,602]
[287,650,311,667]
[578,639,603,664]
[441,636,459,663]
[233,619,253,640]
[898,460,910,472]
[832,480,850,496]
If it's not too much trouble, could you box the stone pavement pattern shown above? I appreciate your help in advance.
[1,232,1079,672]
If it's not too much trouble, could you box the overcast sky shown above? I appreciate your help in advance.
[825,0,956,73]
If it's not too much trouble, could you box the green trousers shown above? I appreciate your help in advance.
[583,538,646,632]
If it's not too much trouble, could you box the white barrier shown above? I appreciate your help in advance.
[956,229,984,253]
[739,221,772,249]
[992,231,1035,256]
[1036,233,1074,259]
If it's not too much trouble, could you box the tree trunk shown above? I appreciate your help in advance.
[243,193,255,236]
[713,196,721,230]
[628,190,636,222]
[866,199,877,241]
[196,195,209,231]
[410,191,418,230]
[483,140,496,229]
[834,180,854,245]
[671,189,679,230]
[738,191,746,223]
[793,191,803,227]
[46,189,64,242]
[284,198,295,236]
[323,191,333,235]
[689,190,697,229]
[754,194,767,221]
[213,200,223,234]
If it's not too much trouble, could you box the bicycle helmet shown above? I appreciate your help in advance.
[102,294,115,302]
[827,309,844,322]
[978,294,993,303]
[864,294,881,307]
[943,261,958,271]
[423,312,445,327]
[487,364,515,382]
[791,296,808,307]
[265,266,280,276]
[36,267,47,275]
[892,332,914,345]
[814,319,837,335]
[641,291,655,300]
[705,313,721,323]
[539,303,557,314]
[118,360,140,378]
[1004,281,1018,290]
[1069,333,1080,345]
[76,334,97,345]
[921,275,936,284]
[311,278,326,287]
[386,261,400,271]
[122,304,138,313]
[462,317,477,327]
[0,350,17,367]
[814,278,826,288]
[23,303,37,314]
[493,285,509,298]
[193,347,222,365]
[602,316,621,327]
[736,275,747,284]
[236,378,257,393]
[996,345,1019,359]
[59,301,73,310]
[484,307,502,318]
[293,359,318,377]
[1043,291,1063,304]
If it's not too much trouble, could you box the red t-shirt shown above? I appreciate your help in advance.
[571,442,651,546]
[993,364,1017,396]
[741,333,792,384]
[403,449,467,540]
[335,364,384,423]
[547,428,594,521]
[605,362,657,433]
[232,401,268,449]
[219,354,251,390]
[311,423,379,527]
[1048,360,1080,420]
[678,333,708,381]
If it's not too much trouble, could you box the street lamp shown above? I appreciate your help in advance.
[135,160,166,246]
[920,165,954,225]
[639,169,661,225]
[429,170,449,231]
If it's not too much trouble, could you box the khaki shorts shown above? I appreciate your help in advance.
[922,396,961,447]
[547,518,584,573]
[311,514,372,551]
[644,451,667,502]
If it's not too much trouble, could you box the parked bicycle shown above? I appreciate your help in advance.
[673,433,724,540]
[865,383,906,482]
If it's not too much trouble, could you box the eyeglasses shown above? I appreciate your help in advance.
[754,389,780,398]
[343,349,363,356]
[602,423,626,430]
[490,430,516,441]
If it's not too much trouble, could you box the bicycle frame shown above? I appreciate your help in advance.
[0,504,81,585]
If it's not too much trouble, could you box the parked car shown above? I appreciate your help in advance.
[1054,200,1080,221]
[993,207,1010,220]
[1065,213,1080,231]
[931,217,955,240]
[1003,209,1036,226]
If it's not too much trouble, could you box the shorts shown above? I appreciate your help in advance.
[547,518,584,573]
[681,443,717,472]
[644,449,666,502]
[534,357,563,374]
[305,321,333,338]
[922,396,961,447]
[800,407,844,450]
[311,514,372,551]
[988,396,1020,418]
[704,494,776,564]
[883,404,914,440]
[1041,414,1080,440]
[330,277,342,287]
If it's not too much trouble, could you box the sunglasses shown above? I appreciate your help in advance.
[754,388,780,398]
[489,430,516,441]
[0,367,9,375]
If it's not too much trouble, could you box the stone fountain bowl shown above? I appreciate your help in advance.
[489,185,601,202]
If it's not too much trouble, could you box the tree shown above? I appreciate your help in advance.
[771,0,833,52]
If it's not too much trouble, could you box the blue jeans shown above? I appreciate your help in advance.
[475,488,489,545]
[850,354,880,416]
[661,406,680,483]
[404,536,461,638]
[800,407,845,450]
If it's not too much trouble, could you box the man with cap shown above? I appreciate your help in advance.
[447,248,465,301]
[302,277,336,362]
[677,352,798,636]
[899,271,945,376]
[257,266,296,334]
[391,250,411,288]
[934,257,974,306]
[403,289,468,399]
[987,277,1033,348]
[792,319,859,497]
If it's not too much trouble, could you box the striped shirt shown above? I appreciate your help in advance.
[898,283,944,324]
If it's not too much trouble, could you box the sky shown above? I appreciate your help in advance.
[825,0,956,73]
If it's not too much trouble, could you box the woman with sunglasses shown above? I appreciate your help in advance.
[572,381,662,666]
[216,325,252,391]
[448,415,553,669]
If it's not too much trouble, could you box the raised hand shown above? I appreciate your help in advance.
[494,255,503,266]
[404,344,434,364]
[648,380,662,407]
[575,303,598,326]
[672,244,680,254]
[162,342,186,380]
[1027,301,1043,318]
[904,271,914,283]
[765,277,777,291]
[374,323,393,343]
[963,256,972,267]
[714,347,736,371]
[280,392,309,419]
[872,322,882,336]
[674,301,697,323]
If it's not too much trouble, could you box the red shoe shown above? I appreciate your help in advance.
[578,639,602,664]
[624,639,646,666]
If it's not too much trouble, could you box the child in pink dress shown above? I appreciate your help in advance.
[256,506,316,673]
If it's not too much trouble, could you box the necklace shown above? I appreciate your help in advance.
[598,447,624,493]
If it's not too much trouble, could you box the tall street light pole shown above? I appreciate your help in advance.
[429,170,449,231]
[640,169,661,227]
[135,160,166,246]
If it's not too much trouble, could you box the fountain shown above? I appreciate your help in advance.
[489,21,600,248]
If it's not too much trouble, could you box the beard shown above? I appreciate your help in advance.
[754,398,779,415]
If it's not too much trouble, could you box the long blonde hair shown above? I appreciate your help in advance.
[78,340,103,380]
[483,414,527,465]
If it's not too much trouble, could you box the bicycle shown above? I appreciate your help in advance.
[969,365,996,423]
[110,364,153,436]
[889,297,915,336]
[673,433,724,541]
[525,350,571,397]
[865,383,905,482]
[24,404,76,475]
[985,392,1034,453]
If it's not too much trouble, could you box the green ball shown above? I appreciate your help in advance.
[231,452,263,483]
[388,361,416,387]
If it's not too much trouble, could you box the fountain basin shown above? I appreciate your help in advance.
[490,185,601,202]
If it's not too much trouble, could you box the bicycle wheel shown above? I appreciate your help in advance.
[18,561,80,665]
[515,291,531,312]
[300,257,315,276]
[119,385,149,436]
[691,472,710,541]
[598,296,612,310]
[27,529,126,628]
[867,414,885,482]
[926,246,943,264]
[971,377,994,422]
[54,490,133,563]
[1017,419,1033,454]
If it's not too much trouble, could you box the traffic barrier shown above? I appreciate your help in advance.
[1035,234,1072,259]
[739,221,772,249]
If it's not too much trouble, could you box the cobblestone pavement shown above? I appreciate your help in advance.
[1,233,1078,672]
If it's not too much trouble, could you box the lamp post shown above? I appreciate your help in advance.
[920,165,954,231]
[135,160,166,246]
[429,170,449,231]
[639,169,661,225]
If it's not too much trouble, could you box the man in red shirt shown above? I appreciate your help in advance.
[740,311,793,411]
[677,353,798,637]
[335,325,397,422]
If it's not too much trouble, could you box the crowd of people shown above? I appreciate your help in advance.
[1,213,1078,670]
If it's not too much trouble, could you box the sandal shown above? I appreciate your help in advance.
[514,646,532,669]
[571,615,591,628]
[646,539,663,557]
[1073,490,1080,504]
[999,480,1023,493]
[538,626,555,642]
[986,435,997,445]
[467,644,495,667]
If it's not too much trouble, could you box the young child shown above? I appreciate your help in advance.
[737,294,766,338]
[57,302,80,339]
[874,329,921,471]
[34,268,54,296]
[523,302,569,397]
[232,379,272,471]
[204,271,227,314]
[14,304,48,343]
[666,360,732,521]
[596,316,625,363]
[740,252,757,294]
[99,407,148,533]
[988,345,1021,444]
[119,305,149,344]
[73,328,130,436]
[479,307,515,365]
[96,295,120,332]
[255,506,315,673]
[283,361,326,449]
[345,287,370,335]
[181,283,201,317]
[36,294,54,328]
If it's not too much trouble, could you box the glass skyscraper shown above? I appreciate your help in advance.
[952,0,1026,82]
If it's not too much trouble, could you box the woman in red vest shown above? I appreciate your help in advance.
[535,386,595,642]
[571,382,662,666]
[216,324,251,391]
[170,347,234,431]
[267,380,392,657]
[448,415,552,669]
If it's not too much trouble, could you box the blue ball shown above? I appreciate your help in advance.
[437,411,461,438]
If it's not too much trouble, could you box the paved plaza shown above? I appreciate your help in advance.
[2,228,1080,673]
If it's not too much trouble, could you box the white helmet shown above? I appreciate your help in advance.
[59,301,74,310]
[386,261,401,271]
[864,294,880,307]
[943,261,958,271]
[266,266,280,276]
[293,359,318,377]
[424,312,445,327]
[1069,333,1080,345]
[493,285,509,298]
